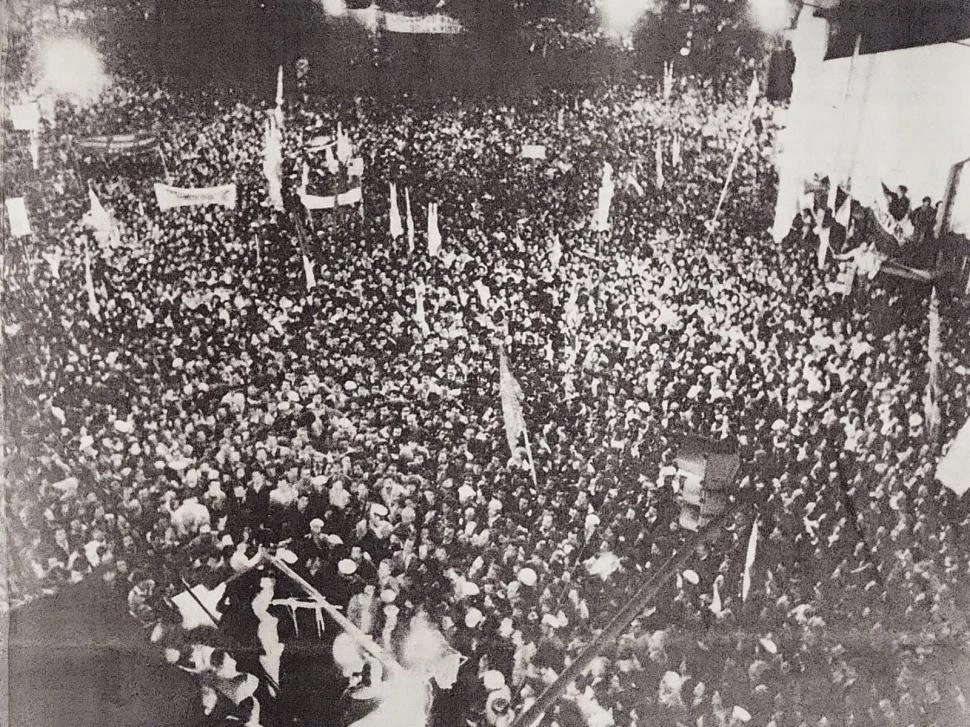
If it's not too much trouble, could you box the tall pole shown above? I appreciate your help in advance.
[267,555,404,675]
[510,512,728,727]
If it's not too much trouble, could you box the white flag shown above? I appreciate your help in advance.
[389,183,403,239]
[549,236,563,274]
[84,245,101,319]
[937,417,970,497]
[336,122,352,163]
[263,117,284,211]
[671,135,682,168]
[86,188,115,245]
[405,188,415,253]
[275,64,284,106]
[592,162,615,232]
[42,250,62,279]
[302,254,316,291]
[427,202,442,257]
[499,348,526,455]
[415,282,431,337]
[29,129,40,170]
[741,518,759,602]
[655,138,665,190]
[474,280,491,307]
[5,197,32,237]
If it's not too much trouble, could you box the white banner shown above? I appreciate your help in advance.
[154,183,236,211]
[5,198,32,237]
[383,12,463,34]
[10,102,41,131]
[937,417,970,497]
[300,186,362,211]
[521,144,547,160]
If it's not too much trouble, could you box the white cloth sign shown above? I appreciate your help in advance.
[5,197,32,237]
[383,12,463,34]
[10,102,41,131]
[154,183,236,211]
[937,417,970,497]
[521,144,547,160]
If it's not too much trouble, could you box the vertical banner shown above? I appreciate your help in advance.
[5,198,32,237]
[389,183,403,239]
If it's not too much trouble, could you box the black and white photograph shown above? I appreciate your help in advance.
[2,1,970,726]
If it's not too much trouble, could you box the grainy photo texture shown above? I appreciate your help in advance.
[2,1,970,726]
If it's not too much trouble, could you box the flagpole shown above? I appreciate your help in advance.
[158,147,171,183]
[267,556,404,675]
[521,425,538,489]
[509,511,729,727]
[706,79,758,244]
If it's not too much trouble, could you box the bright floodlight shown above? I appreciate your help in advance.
[35,36,109,103]
[749,0,792,34]
[597,0,658,39]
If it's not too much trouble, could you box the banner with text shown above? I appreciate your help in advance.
[77,133,157,155]
[154,183,237,211]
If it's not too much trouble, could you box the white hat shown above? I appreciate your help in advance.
[908,413,923,427]
[758,637,778,654]
[309,518,325,530]
[482,670,505,691]
[338,559,358,575]
[517,568,538,587]
[464,607,485,628]
[113,419,133,433]
[731,705,752,722]
[682,569,700,585]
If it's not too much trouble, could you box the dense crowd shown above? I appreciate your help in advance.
[5,5,970,727]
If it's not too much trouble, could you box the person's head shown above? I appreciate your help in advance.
[922,196,932,207]
[898,185,908,197]
[210,648,236,676]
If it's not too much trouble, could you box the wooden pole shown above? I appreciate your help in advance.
[266,556,404,675]
[509,512,728,727]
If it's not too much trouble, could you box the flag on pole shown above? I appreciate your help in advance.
[746,73,760,111]
[549,236,563,274]
[707,73,759,238]
[389,183,403,239]
[336,122,352,163]
[5,197,32,237]
[592,162,615,232]
[28,130,40,170]
[937,417,970,497]
[741,518,759,602]
[655,138,665,190]
[405,188,415,253]
[293,212,316,291]
[276,65,284,107]
[499,348,538,486]
[427,202,442,257]
[499,347,527,454]
[671,135,682,168]
[414,282,431,337]
[263,116,284,211]
[84,245,101,319]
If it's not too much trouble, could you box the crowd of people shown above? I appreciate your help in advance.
[5,3,970,727]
